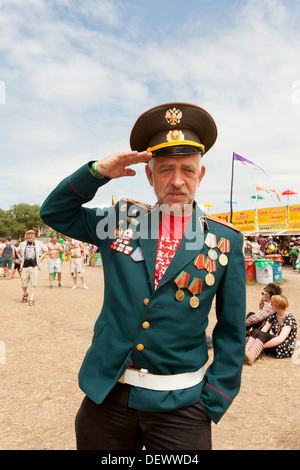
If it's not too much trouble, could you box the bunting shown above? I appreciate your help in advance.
[256,186,281,202]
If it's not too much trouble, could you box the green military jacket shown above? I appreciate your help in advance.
[40,163,246,424]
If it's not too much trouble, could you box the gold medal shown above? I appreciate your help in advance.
[188,278,202,308]
[219,253,228,266]
[205,273,215,286]
[174,271,190,302]
[189,295,200,309]
[175,288,185,301]
[217,238,230,266]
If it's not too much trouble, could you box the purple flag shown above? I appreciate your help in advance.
[233,153,265,173]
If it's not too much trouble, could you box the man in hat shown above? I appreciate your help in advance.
[40,103,246,450]
[16,229,48,306]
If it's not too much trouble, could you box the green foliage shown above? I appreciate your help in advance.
[0,203,45,239]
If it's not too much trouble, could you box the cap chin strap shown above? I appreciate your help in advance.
[147,140,205,156]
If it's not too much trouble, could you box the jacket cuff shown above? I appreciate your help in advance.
[68,162,110,199]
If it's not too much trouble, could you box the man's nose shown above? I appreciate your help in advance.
[171,171,185,187]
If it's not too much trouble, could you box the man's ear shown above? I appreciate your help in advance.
[197,165,206,187]
[145,163,154,187]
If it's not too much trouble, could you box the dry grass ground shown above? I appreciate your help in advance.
[0,262,299,450]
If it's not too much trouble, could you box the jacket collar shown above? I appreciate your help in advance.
[137,203,209,291]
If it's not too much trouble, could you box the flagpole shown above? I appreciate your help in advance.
[255,187,258,233]
[229,153,234,223]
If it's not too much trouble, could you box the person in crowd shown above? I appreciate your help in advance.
[11,242,21,278]
[47,234,64,288]
[243,236,252,257]
[66,238,88,289]
[265,236,278,254]
[245,295,297,365]
[16,230,48,306]
[246,283,282,333]
[258,235,266,253]
[250,236,262,258]
[0,237,16,279]
[292,241,300,273]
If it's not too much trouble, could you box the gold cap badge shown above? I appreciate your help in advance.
[165,107,183,125]
[166,129,185,142]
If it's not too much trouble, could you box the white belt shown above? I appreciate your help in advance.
[118,366,205,391]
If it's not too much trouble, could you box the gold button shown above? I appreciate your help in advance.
[136,344,144,351]
[143,298,149,306]
[142,321,150,329]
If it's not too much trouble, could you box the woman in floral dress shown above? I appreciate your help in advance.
[245,295,297,365]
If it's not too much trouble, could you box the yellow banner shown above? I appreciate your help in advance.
[211,212,229,223]
[288,205,300,222]
[212,204,300,233]
[232,210,256,232]
[257,207,287,230]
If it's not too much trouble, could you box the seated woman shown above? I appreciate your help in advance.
[246,283,282,334]
[245,295,298,365]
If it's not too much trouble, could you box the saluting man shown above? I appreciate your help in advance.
[40,103,246,450]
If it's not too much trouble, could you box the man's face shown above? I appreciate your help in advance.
[145,154,205,213]
[52,236,58,243]
[27,232,35,242]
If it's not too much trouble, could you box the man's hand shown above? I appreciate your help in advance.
[96,151,152,179]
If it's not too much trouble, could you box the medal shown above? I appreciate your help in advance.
[219,253,228,266]
[174,271,190,301]
[205,233,217,249]
[188,278,202,308]
[175,289,185,301]
[114,228,123,238]
[131,247,144,262]
[205,273,215,286]
[204,257,216,274]
[123,228,133,240]
[207,249,218,260]
[217,238,230,266]
[205,233,218,262]
[189,296,200,308]
[204,257,216,286]
[193,253,205,270]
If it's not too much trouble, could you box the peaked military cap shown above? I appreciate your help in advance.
[130,102,217,157]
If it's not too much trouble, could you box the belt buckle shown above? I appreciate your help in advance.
[138,368,148,378]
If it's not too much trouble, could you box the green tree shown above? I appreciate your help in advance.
[0,203,45,239]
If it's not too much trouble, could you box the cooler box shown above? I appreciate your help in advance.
[255,259,274,284]
[245,257,256,282]
[273,261,283,282]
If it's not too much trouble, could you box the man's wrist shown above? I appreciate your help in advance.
[91,161,108,179]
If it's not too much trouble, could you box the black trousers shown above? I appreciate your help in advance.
[75,383,211,450]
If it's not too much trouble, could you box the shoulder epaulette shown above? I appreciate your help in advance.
[120,197,152,212]
[205,214,241,232]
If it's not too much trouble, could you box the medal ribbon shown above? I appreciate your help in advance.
[188,278,202,295]
[205,233,217,248]
[217,237,230,253]
[204,257,217,273]
[174,271,190,288]
[194,253,205,270]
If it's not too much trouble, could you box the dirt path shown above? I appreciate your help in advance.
[0,262,299,450]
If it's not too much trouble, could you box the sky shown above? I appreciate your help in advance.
[1,0,300,216]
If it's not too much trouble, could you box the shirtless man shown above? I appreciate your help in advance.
[47,235,64,287]
[67,238,88,289]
